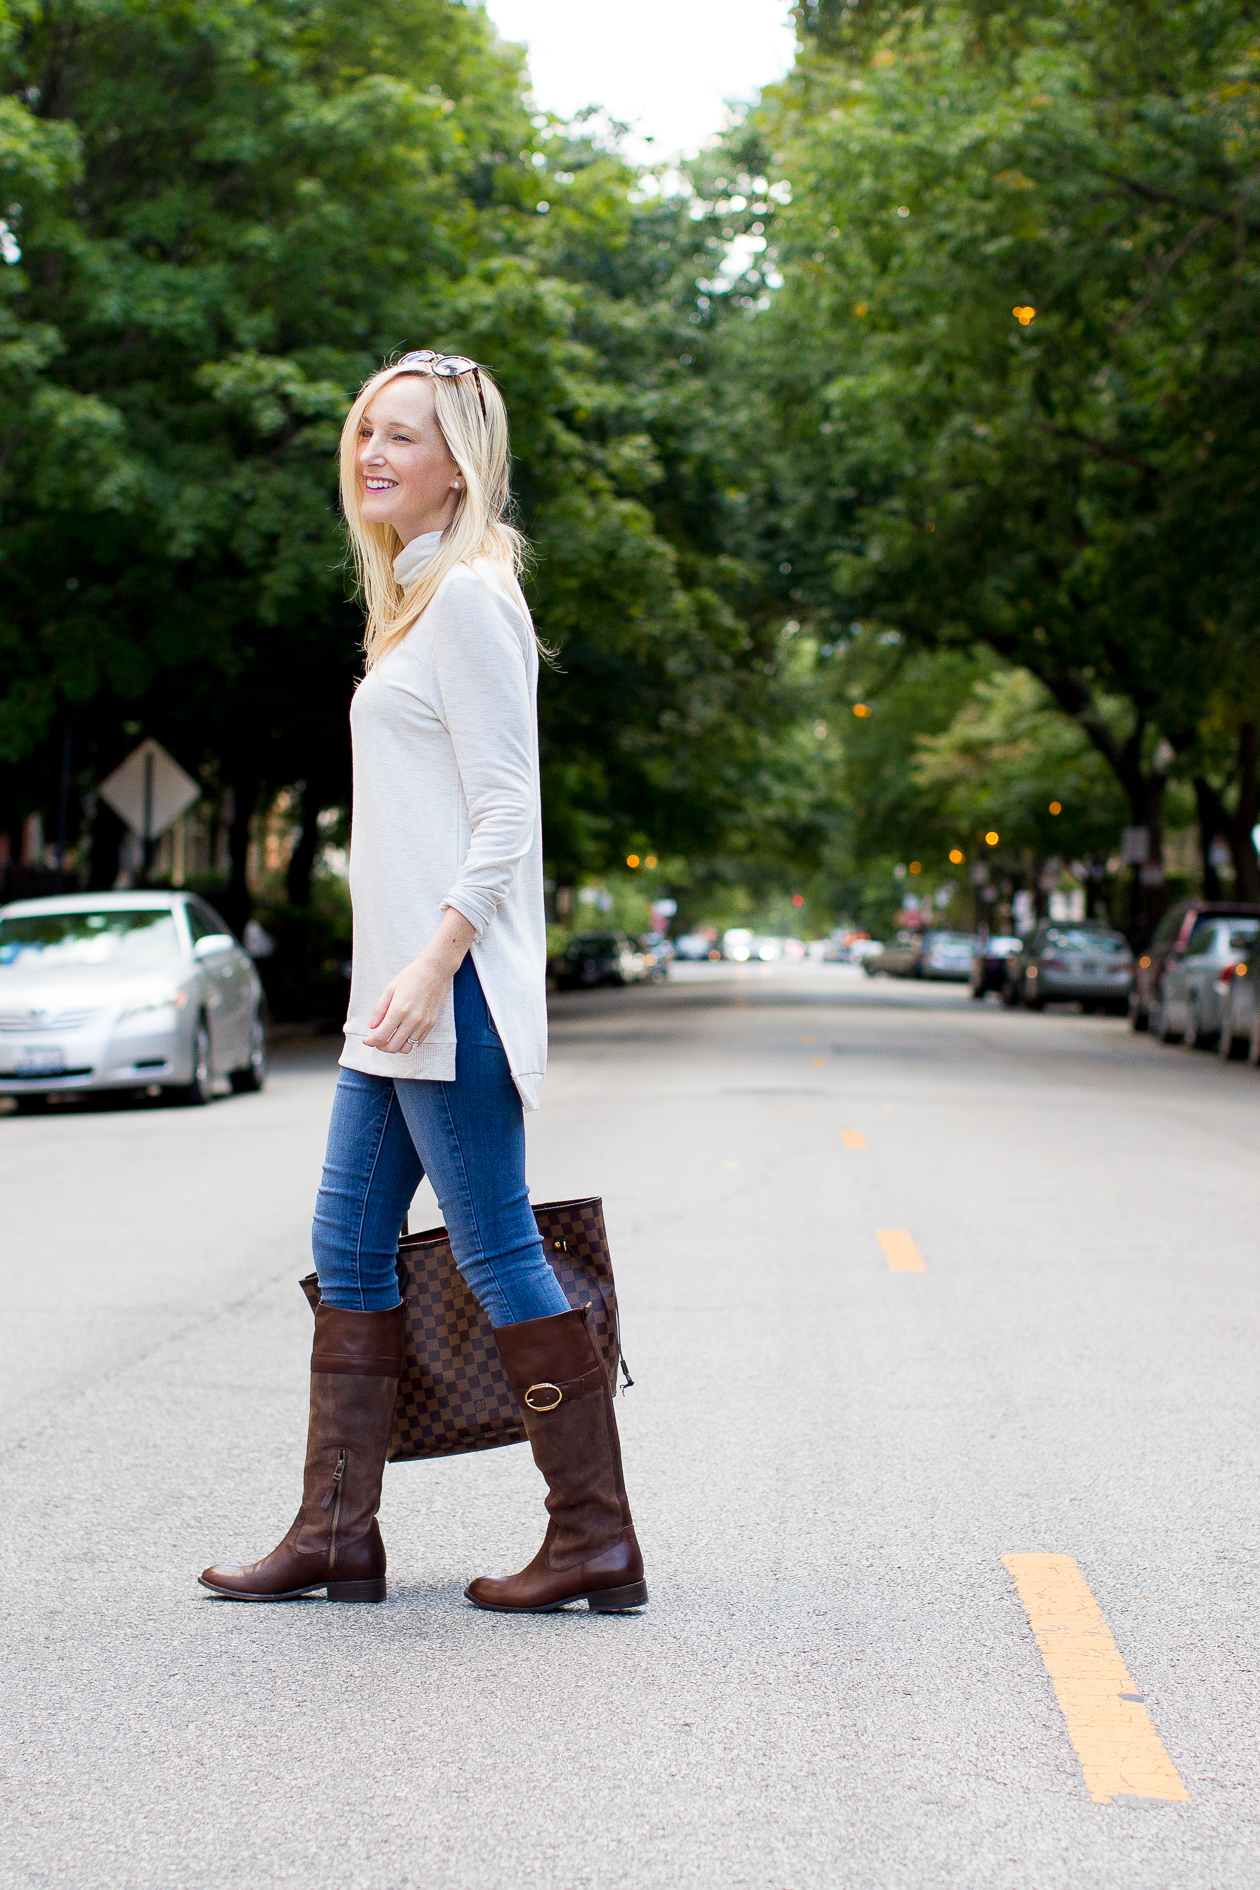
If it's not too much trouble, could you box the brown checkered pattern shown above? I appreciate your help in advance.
[298,1195,623,1463]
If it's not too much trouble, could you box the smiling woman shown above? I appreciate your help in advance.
[200,349,647,1620]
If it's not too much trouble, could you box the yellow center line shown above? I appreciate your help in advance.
[876,1228,924,1271]
[842,1129,867,1149]
[1002,1553,1189,1805]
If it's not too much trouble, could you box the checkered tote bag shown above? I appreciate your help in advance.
[299,1195,631,1463]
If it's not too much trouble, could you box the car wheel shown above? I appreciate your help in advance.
[1129,996,1149,1032]
[1220,1011,1247,1061]
[230,1011,269,1093]
[1155,994,1182,1044]
[171,1015,214,1106]
[1186,995,1215,1051]
[14,1093,48,1115]
[1250,1018,1260,1066]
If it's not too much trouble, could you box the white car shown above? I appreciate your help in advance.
[0,891,267,1110]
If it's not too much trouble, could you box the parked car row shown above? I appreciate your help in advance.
[1128,899,1260,1057]
[973,899,1260,1063]
[549,931,668,990]
[863,929,980,981]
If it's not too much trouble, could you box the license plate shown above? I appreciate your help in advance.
[16,1045,64,1076]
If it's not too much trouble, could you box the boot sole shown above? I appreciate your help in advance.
[464,1579,648,1614]
[198,1576,387,1603]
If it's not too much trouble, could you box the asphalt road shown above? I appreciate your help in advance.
[3,964,1259,1889]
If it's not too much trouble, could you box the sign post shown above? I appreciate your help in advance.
[99,739,200,879]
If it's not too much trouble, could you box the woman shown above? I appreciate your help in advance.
[200,352,645,1614]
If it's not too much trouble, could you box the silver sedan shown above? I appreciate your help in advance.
[0,891,267,1109]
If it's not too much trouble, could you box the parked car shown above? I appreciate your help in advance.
[866,928,978,981]
[1003,920,1134,1012]
[919,930,981,981]
[1129,898,1260,1032]
[864,930,919,976]
[0,890,267,1109]
[1217,940,1260,1060]
[847,938,885,965]
[1150,911,1260,1046]
[970,934,1022,999]
[672,933,713,961]
[551,931,647,990]
[722,928,754,962]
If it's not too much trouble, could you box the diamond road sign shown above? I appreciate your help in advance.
[99,739,200,842]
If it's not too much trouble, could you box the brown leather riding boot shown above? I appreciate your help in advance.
[199,1303,404,1603]
[464,1306,647,1614]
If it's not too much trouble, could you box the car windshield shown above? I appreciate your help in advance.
[1228,922,1260,948]
[927,932,974,946]
[1043,927,1127,954]
[0,908,181,970]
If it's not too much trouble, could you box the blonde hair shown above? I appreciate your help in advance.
[339,358,526,670]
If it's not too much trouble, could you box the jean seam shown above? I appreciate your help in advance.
[432,1078,513,1318]
[349,1083,401,1312]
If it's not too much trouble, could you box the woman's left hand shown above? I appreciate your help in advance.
[362,908,478,1054]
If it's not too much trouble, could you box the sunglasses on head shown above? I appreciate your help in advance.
[396,350,487,423]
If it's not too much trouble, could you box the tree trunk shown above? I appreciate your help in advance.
[87,797,126,891]
[1193,776,1224,900]
[286,779,324,910]
[1124,771,1167,943]
[1229,722,1260,900]
[224,772,260,936]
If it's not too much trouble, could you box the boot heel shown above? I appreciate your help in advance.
[586,1581,648,1612]
[325,1578,387,1603]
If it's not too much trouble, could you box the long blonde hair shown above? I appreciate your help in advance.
[339,358,526,670]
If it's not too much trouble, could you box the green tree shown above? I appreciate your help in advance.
[733,0,1260,929]
[0,0,807,944]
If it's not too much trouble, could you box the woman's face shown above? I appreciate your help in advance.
[357,374,463,543]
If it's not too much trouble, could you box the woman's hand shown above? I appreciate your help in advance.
[362,908,477,1054]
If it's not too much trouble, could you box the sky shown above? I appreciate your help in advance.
[481,1,799,162]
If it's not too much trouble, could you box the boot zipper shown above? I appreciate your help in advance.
[321,1450,347,1569]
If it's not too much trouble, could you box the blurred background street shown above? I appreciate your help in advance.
[3,964,1258,1889]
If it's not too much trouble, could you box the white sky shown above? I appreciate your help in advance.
[481,1,798,161]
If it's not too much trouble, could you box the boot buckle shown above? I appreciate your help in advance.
[524,1381,563,1412]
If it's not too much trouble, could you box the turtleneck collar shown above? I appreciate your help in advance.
[393,530,444,588]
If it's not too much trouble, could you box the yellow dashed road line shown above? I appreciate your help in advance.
[876,1228,925,1271]
[841,1129,867,1149]
[1002,1553,1189,1805]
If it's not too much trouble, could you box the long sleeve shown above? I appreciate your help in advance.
[428,568,539,940]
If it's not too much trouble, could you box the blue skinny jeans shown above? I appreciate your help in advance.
[311,955,569,1328]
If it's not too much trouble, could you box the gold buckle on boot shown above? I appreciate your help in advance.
[524,1381,563,1412]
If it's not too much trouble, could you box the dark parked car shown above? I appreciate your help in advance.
[970,934,1022,999]
[1130,899,1260,1032]
[551,931,647,990]
[1003,920,1133,1013]
[1149,911,1260,1046]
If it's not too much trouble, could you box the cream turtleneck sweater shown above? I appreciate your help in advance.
[339,532,548,1110]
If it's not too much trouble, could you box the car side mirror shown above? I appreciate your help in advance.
[193,933,235,958]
